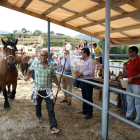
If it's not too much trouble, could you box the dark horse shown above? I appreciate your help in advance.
[0,39,18,108]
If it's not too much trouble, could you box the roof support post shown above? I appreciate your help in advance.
[101,0,110,139]
[91,37,93,55]
[102,40,105,67]
[47,19,51,62]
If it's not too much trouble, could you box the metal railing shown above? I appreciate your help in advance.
[53,72,140,131]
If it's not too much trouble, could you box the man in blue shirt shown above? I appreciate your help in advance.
[28,54,38,80]
[60,50,72,105]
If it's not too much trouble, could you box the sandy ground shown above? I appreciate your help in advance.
[0,73,140,140]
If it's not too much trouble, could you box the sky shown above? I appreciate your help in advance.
[0,6,80,37]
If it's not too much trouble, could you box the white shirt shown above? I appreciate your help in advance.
[66,43,71,51]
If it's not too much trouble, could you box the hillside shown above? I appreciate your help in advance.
[75,34,100,42]
[0,33,98,50]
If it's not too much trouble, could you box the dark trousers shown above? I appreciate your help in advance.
[35,90,57,129]
[31,70,35,80]
[76,80,81,88]
[99,57,102,64]
[81,79,94,117]
[120,84,127,112]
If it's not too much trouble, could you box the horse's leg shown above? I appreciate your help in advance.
[9,82,17,100]
[7,85,11,96]
[25,65,28,76]
[21,63,24,75]
[3,89,10,108]
[0,86,2,92]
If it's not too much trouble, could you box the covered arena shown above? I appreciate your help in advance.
[0,0,140,140]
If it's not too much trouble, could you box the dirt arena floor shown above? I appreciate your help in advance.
[0,74,140,140]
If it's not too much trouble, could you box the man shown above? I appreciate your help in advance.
[28,54,38,80]
[24,50,61,134]
[64,40,71,51]
[92,43,102,64]
[77,48,95,119]
[119,46,140,124]
[60,50,73,105]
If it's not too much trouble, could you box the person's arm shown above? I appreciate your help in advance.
[52,75,61,90]
[28,59,32,65]
[118,71,127,81]
[54,59,58,65]
[128,73,140,84]
[24,68,31,81]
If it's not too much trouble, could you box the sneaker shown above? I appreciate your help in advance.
[78,88,81,91]
[37,117,42,123]
[50,127,60,134]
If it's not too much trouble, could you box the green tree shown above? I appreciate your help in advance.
[50,31,55,34]
[6,34,16,41]
[34,30,42,35]
[22,28,27,33]
[13,30,18,33]
[56,33,65,36]
[110,46,122,59]
[97,40,103,49]
[122,45,128,54]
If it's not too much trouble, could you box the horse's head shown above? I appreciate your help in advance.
[2,39,18,68]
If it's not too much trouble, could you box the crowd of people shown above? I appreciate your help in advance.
[25,39,140,134]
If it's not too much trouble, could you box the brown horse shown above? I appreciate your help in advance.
[15,53,22,68]
[21,54,31,76]
[0,39,18,108]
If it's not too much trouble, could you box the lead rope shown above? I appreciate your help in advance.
[0,51,52,98]
[16,65,53,98]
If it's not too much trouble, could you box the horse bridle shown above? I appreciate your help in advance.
[4,55,16,63]
[3,45,16,63]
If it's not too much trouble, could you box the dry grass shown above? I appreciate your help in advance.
[0,76,140,140]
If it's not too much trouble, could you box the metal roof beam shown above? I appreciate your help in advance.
[21,0,33,9]
[42,0,69,16]
[63,1,105,22]
[79,10,140,28]
[95,24,140,35]
[123,0,140,10]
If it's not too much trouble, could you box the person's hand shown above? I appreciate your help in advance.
[24,76,30,81]
[65,69,69,72]
[128,77,133,84]
[57,85,61,90]
[77,72,83,78]
[118,76,123,81]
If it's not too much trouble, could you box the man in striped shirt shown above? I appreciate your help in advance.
[77,48,95,119]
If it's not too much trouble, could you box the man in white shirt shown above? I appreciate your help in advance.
[65,40,71,51]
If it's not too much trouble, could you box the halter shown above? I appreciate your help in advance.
[3,45,16,62]
[4,55,16,62]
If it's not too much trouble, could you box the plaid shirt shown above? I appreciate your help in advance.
[30,61,56,88]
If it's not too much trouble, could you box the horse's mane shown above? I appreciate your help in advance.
[3,40,17,51]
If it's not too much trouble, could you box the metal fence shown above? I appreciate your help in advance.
[52,71,140,135]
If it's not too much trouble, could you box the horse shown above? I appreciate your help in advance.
[15,53,22,68]
[21,54,31,76]
[0,39,18,108]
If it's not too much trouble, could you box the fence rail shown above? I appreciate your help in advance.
[54,72,140,130]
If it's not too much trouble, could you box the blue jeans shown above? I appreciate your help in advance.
[81,79,94,117]
[120,84,127,112]
[35,90,58,129]
[73,79,76,87]
[126,84,140,123]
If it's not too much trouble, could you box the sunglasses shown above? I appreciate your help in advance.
[129,51,133,53]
